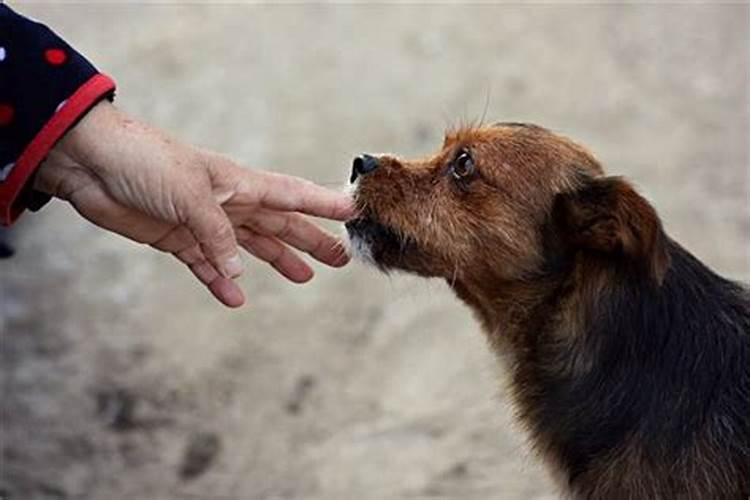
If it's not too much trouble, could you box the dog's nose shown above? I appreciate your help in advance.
[351,154,379,183]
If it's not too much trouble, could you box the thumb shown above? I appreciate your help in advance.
[186,203,244,279]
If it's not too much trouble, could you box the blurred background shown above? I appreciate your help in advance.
[1,3,747,500]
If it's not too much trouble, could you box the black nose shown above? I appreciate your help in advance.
[351,154,379,183]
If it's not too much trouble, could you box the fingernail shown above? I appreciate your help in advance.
[332,245,350,267]
[223,255,244,278]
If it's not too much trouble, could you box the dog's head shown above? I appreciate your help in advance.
[345,123,668,287]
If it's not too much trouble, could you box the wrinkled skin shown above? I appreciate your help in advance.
[36,101,355,307]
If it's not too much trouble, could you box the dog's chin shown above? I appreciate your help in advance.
[344,218,406,271]
[344,217,445,279]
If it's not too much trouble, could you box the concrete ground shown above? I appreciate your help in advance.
[1,3,748,500]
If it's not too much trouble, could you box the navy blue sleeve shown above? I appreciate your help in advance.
[0,4,116,224]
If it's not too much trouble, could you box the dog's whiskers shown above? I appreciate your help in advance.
[450,260,460,288]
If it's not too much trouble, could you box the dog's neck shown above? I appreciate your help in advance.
[449,257,593,353]
[449,257,631,488]
[450,243,749,495]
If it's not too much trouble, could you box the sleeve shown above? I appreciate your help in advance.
[0,4,116,225]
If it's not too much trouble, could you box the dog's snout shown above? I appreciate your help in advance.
[351,154,379,183]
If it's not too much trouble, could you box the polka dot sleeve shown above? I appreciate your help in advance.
[0,5,116,225]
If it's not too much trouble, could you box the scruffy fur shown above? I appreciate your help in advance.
[345,123,750,499]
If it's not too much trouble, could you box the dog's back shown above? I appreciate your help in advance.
[516,239,750,498]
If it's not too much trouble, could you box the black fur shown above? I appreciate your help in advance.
[521,239,750,495]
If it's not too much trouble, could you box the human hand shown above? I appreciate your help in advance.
[34,101,354,307]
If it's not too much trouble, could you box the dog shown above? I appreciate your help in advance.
[345,123,750,499]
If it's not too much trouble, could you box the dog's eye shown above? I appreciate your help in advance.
[452,150,475,180]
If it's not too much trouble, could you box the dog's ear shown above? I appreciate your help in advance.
[552,176,670,284]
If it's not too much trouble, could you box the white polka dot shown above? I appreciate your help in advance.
[0,47,6,62]
[0,162,15,181]
[55,100,68,113]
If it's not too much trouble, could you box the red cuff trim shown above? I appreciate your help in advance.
[0,73,116,225]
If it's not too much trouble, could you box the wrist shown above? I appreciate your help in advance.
[33,100,118,197]
[57,99,119,168]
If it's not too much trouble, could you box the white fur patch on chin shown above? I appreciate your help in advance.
[342,181,374,264]
[345,232,374,265]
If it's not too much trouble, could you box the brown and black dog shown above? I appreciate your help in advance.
[345,123,750,499]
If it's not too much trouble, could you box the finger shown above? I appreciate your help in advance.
[238,232,314,284]
[207,276,245,308]
[185,203,243,279]
[150,225,196,254]
[176,246,246,308]
[245,210,350,267]
[70,184,245,307]
[190,260,245,308]
[254,172,355,221]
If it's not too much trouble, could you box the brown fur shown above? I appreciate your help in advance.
[346,123,750,499]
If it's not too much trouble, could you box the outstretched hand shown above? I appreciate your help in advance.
[35,101,354,307]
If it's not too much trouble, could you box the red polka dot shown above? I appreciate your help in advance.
[0,104,14,126]
[44,48,68,66]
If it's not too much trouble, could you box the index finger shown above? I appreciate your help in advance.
[255,172,355,221]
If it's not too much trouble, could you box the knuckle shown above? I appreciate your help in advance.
[310,236,328,256]
[194,213,234,246]
[276,217,294,239]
